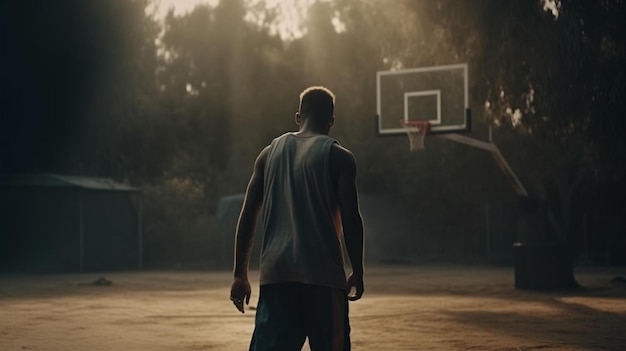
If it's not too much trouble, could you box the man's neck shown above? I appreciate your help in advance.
[293,130,322,137]
[295,124,328,137]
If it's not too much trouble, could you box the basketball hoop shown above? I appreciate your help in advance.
[400,120,430,151]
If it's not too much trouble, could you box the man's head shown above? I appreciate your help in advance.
[296,86,335,134]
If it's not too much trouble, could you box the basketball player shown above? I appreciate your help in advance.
[230,86,365,351]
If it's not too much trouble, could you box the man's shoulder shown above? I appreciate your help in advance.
[330,143,356,169]
[255,144,272,166]
[330,142,354,158]
[272,132,292,143]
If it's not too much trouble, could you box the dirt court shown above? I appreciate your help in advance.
[1,264,625,351]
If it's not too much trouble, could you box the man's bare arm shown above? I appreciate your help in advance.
[230,146,268,313]
[332,145,365,300]
[233,146,269,278]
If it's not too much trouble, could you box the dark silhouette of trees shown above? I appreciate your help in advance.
[2,0,624,266]
[473,0,625,252]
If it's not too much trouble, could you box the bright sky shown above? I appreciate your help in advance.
[151,0,322,39]
[152,0,218,17]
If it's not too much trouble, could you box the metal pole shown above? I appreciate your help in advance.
[437,133,528,198]
[583,212,588,263]
[485,203,491,261]
[137,193,143,270]
[79,191,84,273]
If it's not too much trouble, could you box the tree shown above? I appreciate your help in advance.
[158,0,291,197]
[472,0,626,248]
[0,0,163,181]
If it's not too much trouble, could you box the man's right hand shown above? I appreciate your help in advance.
[230,276,251,313]
[346,272,364,301]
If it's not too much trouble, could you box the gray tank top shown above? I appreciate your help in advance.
[259,133,346,290]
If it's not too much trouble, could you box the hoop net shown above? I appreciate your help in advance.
[400,120,430,151]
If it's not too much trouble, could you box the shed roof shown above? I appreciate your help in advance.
[0,173,140,192]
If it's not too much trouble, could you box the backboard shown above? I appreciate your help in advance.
[376,63,470,136]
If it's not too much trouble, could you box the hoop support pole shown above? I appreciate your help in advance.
[437,134,528,198]
[437,133,496,152]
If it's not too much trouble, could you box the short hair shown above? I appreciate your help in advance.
[298,86,335,121]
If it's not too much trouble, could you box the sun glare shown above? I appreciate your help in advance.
[151,0,327,40]
[542,0,561,19]
[151,0,219,17]
[257,0,317,39]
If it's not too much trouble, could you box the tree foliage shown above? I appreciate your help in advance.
[2,0,624,264]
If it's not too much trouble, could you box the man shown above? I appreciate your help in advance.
[230,86,365,351]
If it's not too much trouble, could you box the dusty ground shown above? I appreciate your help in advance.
[0,264,625,351]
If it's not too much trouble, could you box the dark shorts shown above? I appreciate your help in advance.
[249,282,350,351]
